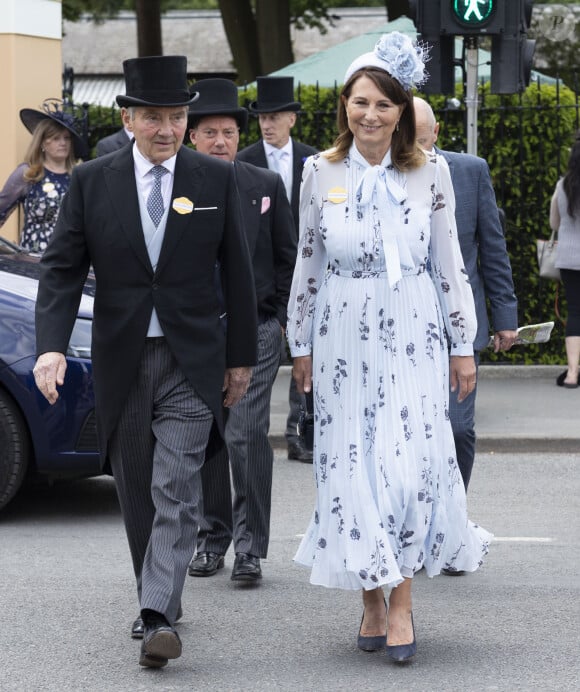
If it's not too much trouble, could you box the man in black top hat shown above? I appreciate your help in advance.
[33,56,257,668]
[186,78,296,583]
[237,76,317,463]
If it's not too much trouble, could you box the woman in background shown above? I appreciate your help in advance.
[0,99,86,253]
[550,131,580,388]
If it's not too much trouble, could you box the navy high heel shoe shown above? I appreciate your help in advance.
[386,612,416,662]
[357,599,387,652]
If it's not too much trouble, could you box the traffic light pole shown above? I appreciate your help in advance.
[464,37,479,157]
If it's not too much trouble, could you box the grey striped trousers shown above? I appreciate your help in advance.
[109,337,214,623]
[197,317,282,558]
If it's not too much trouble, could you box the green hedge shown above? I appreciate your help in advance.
[87,80,578,364]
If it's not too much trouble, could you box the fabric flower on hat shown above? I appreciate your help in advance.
[343,31,430,91]
[374,32,428,90]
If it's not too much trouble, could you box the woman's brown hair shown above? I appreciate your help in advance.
[326,67,424,172]
[23,119,77,183]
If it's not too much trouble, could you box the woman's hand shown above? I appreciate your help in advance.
[449,355,476,403]
[292,355,312,394]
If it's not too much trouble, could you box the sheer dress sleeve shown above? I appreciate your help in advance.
[287,155,327,357]
[0,164,29,228]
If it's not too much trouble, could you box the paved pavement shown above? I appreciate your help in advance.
[270,365,579,454]
[2,449,579,691]
[1,365,578,691]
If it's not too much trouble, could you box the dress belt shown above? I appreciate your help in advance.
[329,266,426,279]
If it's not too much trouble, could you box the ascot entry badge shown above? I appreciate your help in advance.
[172,197,194,214]
[328,187,347,204]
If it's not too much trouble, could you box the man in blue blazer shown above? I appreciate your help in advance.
[187,79,296,583]
[237,76,317,462]
[414,98,518,494]
[33,57,257,667]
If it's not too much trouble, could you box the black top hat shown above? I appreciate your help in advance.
[116,55,199,108]
[248,77,301,113]
[19,98,88,159]
[188,79,248,131]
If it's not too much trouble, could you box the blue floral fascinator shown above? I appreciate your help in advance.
[344,31,430,91]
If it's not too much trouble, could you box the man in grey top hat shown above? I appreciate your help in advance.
[32,55,257,668]
[237,76,317,463]
[186,78,296,583]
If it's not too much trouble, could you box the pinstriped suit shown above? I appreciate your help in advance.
[196,160,297,559]
[237,138,317,449]
[441,150,517,488]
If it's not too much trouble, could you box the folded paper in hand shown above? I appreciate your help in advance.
[487,322,554,348]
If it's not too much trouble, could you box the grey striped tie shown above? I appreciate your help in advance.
[147,165,168,227]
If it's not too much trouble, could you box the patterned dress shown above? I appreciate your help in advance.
[0,163,70,253]
[287,143,492,590]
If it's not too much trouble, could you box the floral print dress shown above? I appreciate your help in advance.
[287,143,492,590]
[0,163,70,253]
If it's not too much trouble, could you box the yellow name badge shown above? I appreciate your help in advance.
[328,187,347,204]
[172,197,194,214]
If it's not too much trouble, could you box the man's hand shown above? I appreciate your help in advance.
[493,329,518,353]
[449,355,476,403]
[292,355,312,395]
[223,367,252,408]
[33,352,67,405]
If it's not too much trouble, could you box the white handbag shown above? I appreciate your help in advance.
[536,229,560,281]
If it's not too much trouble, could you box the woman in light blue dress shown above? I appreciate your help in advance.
[287,32,492,663]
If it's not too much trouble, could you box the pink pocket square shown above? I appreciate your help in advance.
[261,196,271,214]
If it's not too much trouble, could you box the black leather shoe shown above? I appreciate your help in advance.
[441,568,466,576]
[139,614,182,668]
[287,440,313,463]
[131,605,182,640]
[231,553,262,582]
[188,551,225,577]
[556,370,580,387]
[131,617,144,639]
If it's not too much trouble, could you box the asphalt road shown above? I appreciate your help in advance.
[1,449,579,692]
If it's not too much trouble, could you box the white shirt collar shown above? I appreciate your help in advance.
[264,138,293,159]
[132,143,177,180]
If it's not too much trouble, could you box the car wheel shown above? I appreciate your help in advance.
[0,391,30,511]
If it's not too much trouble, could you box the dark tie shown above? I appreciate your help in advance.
[147,165,168,227]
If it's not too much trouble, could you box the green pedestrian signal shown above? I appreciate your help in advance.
[410,0,536,94]
[452,0,496,28]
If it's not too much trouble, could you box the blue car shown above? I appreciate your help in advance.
[0,235,100,511]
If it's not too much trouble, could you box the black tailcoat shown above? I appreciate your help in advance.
[36,144,257,466]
